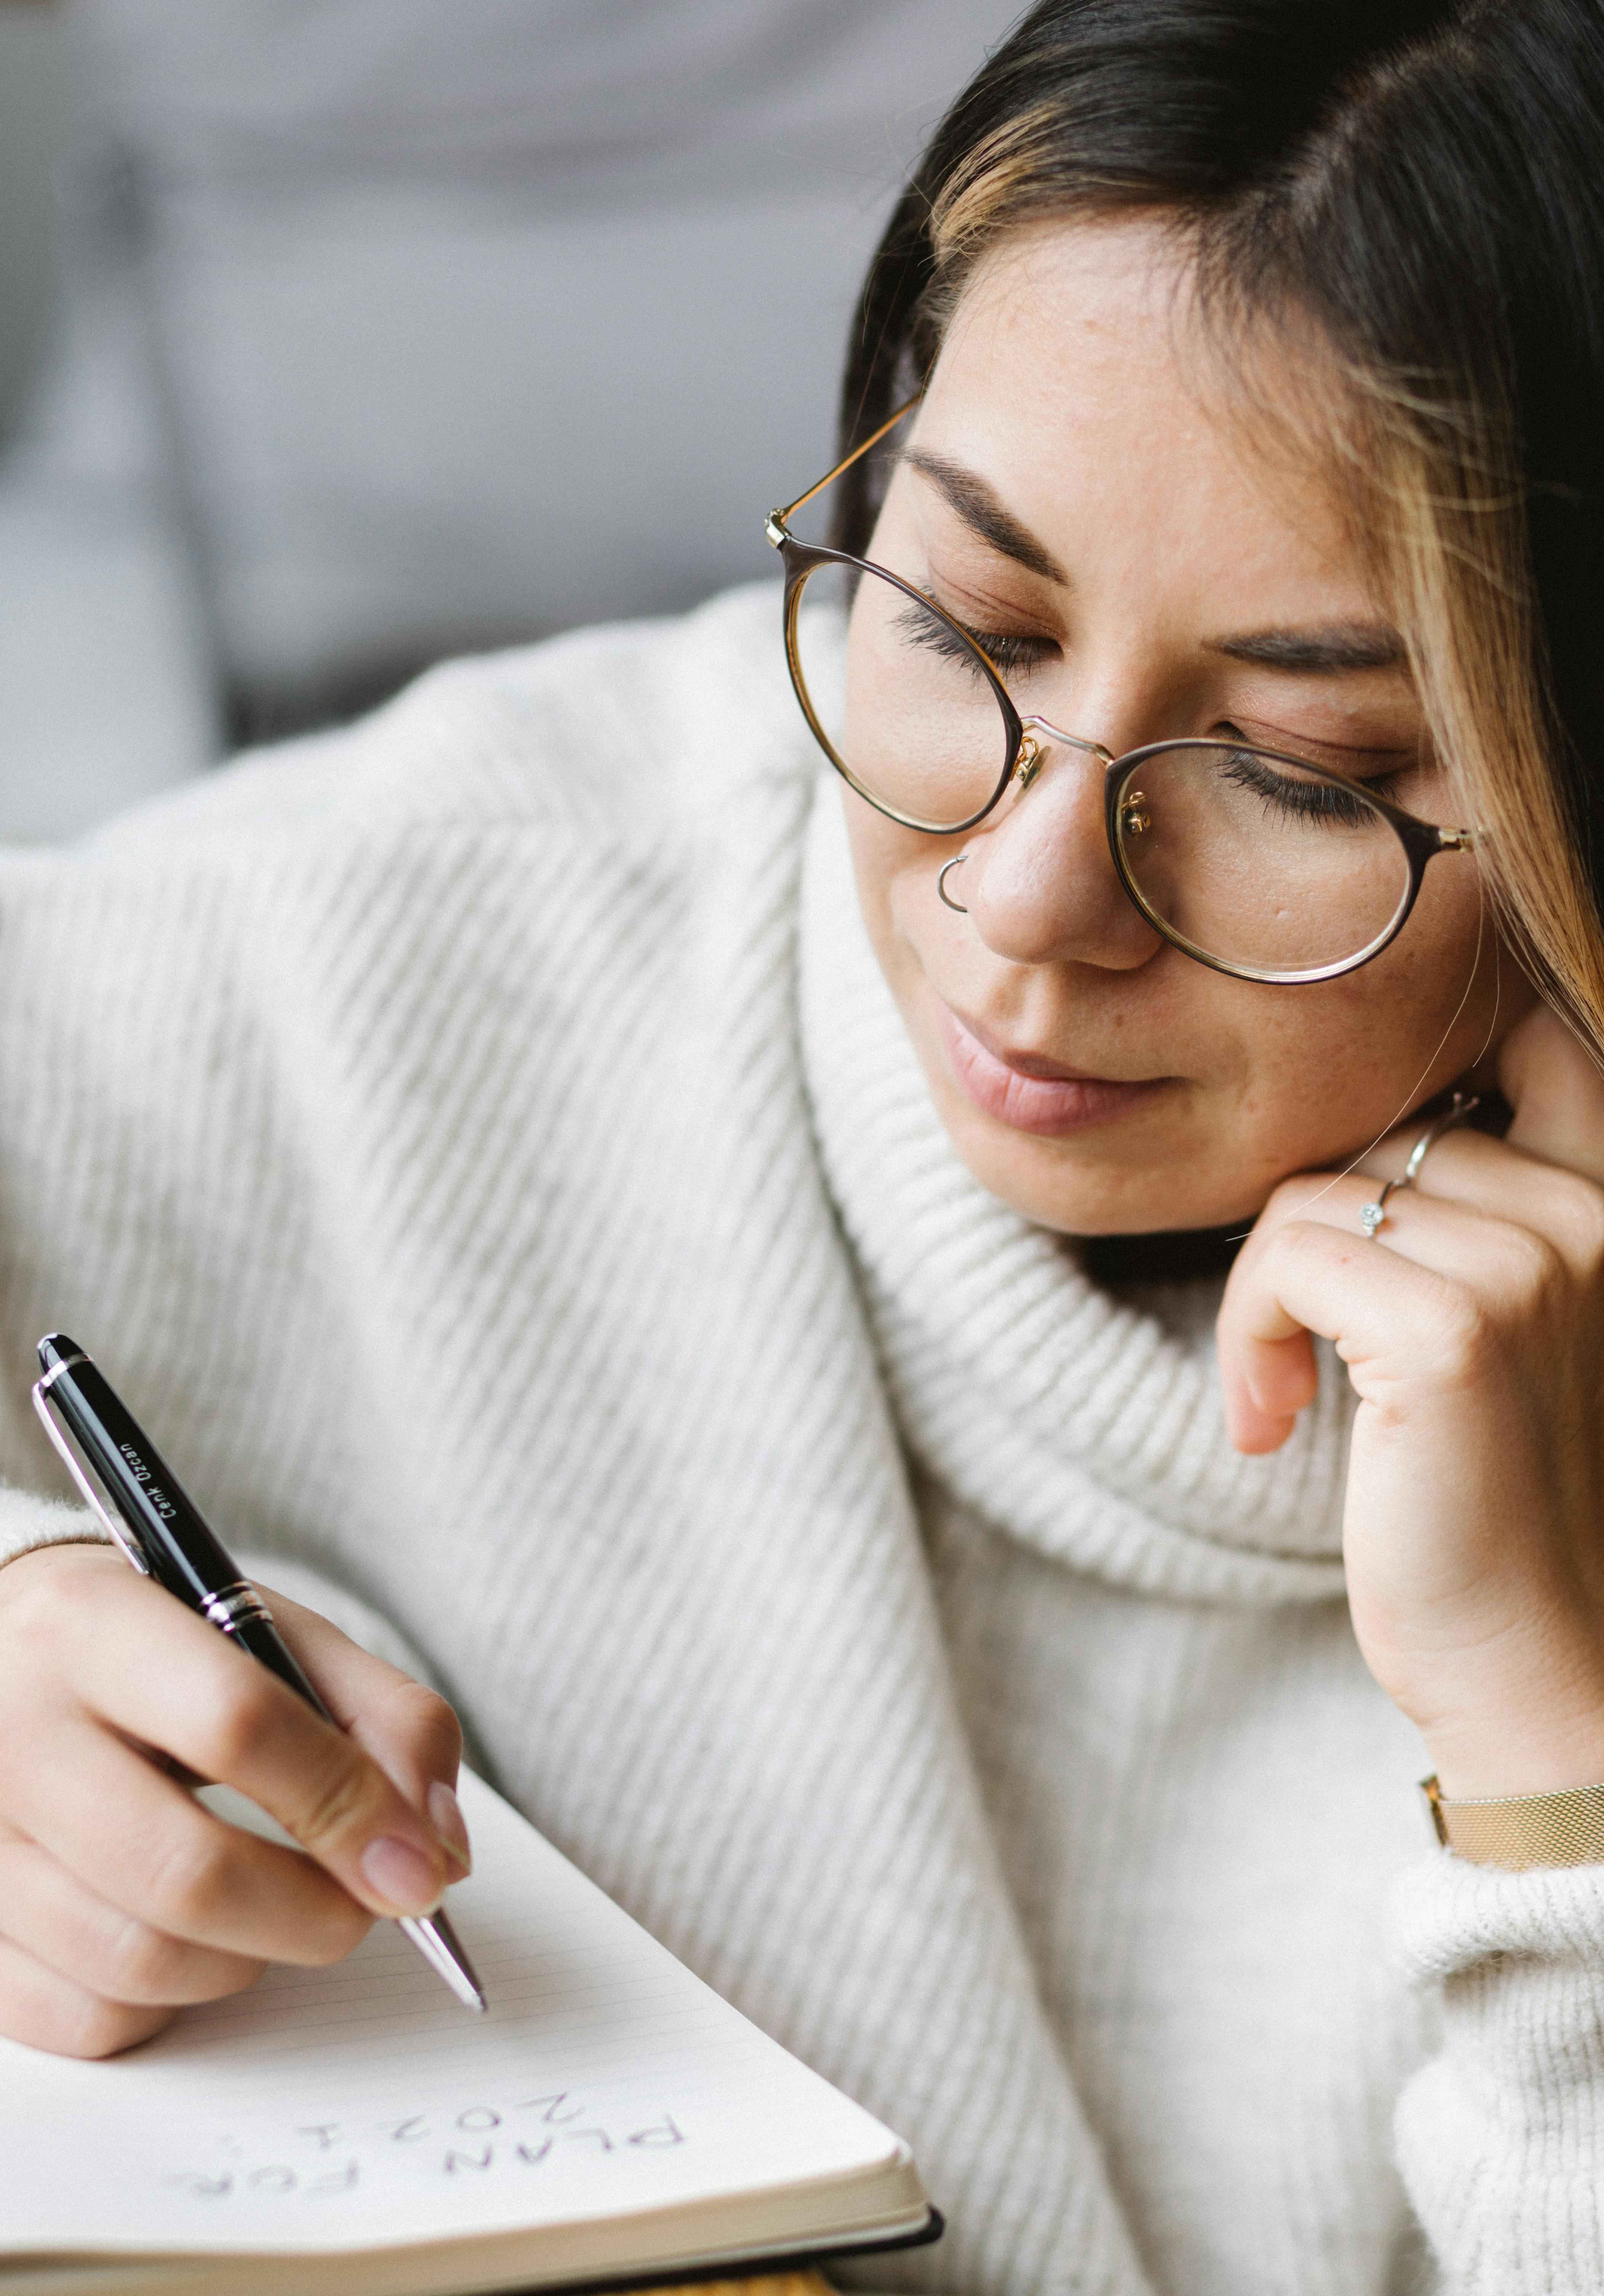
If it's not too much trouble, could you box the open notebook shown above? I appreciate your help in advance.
[0,1773,934,2296]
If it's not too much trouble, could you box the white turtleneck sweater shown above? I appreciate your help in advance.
[0,586,1599,2294]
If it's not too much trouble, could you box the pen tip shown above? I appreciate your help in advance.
[397,1909,488,2014]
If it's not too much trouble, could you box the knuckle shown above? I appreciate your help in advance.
[1274,1217,1318,1265]
[59,1988,171,2061]
[1261,1179,1316,1232]
[79,1999,170,2059]
[295,1747,385,1854]
[0,1562,55,1645]
[302,1900,375,1967]
[0,1547,103,1657]
[398,1683,462,1773]
[1271,1217,1346,1280]
[192,1669,287,1777]
[142,1826,233,1937]
[1498,1224,1566,1317]
[101,1912,189,2004]
[1432,1286,1501,1388]
[1564,1179,1604,1276]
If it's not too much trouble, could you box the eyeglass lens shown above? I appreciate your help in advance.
[790,558,1417,979]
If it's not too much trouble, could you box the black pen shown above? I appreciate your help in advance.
[30,1334,486,2014]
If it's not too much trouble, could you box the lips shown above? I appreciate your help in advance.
[937,1002,1168,1137]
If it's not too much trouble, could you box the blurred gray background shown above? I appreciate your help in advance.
[0,0,1023,843]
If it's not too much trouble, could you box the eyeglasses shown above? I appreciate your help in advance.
[764,398,1478,985]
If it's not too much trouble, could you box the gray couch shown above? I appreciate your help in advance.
[0,0,1022,841]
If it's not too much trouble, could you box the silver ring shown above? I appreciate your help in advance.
[937,854,969,913]
[1359,1091,1481,1237]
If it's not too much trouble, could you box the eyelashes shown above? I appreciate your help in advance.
[887,590,1420,796]
[1217,746,1382,829]
[892,594,1057,679]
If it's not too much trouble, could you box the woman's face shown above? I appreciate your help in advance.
[841,214,1531,1235]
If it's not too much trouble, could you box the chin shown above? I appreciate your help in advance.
[934,1091,1244,1238]
[912,1034,1227,1233]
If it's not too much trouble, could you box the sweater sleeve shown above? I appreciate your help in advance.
[0,1496,442,1693]
[0,1487,113,1573]
[1391,1848,1604,2288]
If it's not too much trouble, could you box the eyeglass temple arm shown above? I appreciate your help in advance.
[765,394,923,542]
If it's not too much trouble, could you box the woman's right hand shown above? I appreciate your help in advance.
[0,1543,471,2059]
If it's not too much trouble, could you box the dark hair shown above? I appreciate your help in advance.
[834,0,1604,1050]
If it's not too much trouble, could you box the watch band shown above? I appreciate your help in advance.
[1421,1773,1604,1870]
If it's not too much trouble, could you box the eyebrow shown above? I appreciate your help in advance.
[905,450,1068,584]
[1207,624,1407,673]
[902,450,1406,673]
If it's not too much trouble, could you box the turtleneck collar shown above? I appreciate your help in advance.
[797,773,1353,1608]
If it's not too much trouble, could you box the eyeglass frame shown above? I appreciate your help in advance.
[765,396,1478,987]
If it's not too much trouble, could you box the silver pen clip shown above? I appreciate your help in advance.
[30,1369,152,1576]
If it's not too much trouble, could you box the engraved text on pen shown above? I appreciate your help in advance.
[118,1441,178,1522]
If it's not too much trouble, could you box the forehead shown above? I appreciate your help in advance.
[920,213,1368,614]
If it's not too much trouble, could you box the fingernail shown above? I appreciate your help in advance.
[428,1781,472,1873]
[361,1834,444,1915]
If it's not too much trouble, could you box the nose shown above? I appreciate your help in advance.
[957,731,1165,971]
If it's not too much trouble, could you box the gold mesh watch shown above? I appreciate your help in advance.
[1422,1774,1604,1870]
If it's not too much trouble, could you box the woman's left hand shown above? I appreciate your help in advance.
[1218,1005,1604,1799]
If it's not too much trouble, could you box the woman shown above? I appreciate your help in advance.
[1,2,1602,2288]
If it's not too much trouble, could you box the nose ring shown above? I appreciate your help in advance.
[937,853,969,913]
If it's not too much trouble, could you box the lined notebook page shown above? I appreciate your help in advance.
[0,1774,904,2258]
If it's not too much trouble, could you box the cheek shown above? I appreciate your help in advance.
[1404,848,1497,992]
[840,793,934,966]
[1348,853,1515,1085]
[1219,877,1515,1166]
[833,781,1521,1236]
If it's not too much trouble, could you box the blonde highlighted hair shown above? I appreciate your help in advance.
[833,0,1604,1058]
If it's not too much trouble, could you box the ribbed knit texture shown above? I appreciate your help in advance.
[0,586,1600,2291]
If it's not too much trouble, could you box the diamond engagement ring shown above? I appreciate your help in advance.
[1358,1091,1483,1238]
